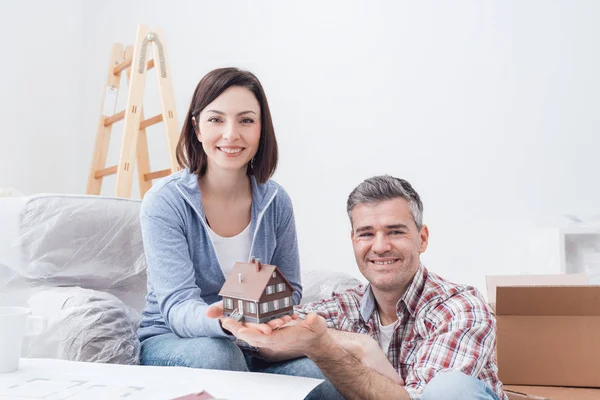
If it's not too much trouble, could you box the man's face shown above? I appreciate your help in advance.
[350,198,429,295]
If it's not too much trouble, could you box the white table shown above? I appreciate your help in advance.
[0,358,323,400]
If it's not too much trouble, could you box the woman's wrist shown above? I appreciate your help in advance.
[218,318,233,336]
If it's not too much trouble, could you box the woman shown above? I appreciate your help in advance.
[137,67,302,370]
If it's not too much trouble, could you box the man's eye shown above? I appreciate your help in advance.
[390,231,405,235]
[359,233,374,237]
[240,118,254,124]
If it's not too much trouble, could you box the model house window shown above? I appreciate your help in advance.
[276,283,286,292]
[283,296,290,307]
[266,285,274,295]
[272,299,279,310]
[225,298,233,309]
[261,302,269,314]
[272,272,277,278]
[247,302,256,314]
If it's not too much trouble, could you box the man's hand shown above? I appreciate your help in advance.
[216,312,330,355]
[206,301,297,336]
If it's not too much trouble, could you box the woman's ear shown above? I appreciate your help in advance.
[191,116,201,142]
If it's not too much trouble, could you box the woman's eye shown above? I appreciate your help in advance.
[207,117,221,123]
[240,118,254,124]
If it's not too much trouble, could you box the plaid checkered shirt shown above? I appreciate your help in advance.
[295,264,507,400]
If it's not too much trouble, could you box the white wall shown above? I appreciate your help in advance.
[3,1,600,295]
[0,0,85,194]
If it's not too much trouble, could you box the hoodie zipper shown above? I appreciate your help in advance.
[248,189,278,261]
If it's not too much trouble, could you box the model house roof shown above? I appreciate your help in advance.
[219,260,293,302]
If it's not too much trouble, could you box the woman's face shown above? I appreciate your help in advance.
[196,86,261,174]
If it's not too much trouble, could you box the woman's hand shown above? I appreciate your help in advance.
[206,301,297,336]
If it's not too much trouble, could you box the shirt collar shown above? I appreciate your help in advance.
[359,285,377,322]
[359,263,428,322]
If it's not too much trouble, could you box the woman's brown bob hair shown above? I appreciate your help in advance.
[176,67,278,184]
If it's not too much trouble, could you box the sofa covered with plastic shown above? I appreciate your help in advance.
[0,193,361,365]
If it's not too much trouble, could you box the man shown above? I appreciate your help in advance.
[209,175,506,400]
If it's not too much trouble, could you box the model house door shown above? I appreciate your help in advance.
[238,300,244,315]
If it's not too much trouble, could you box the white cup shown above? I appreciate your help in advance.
[0,307,46,373]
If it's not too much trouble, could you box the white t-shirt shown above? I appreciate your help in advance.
[378,316,397,353]
[206,223,252,278]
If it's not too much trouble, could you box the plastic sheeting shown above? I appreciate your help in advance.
[26,287,140,365]
[301,270,363,305]
[0,194,146,290]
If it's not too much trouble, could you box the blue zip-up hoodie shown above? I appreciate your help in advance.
[137,168,302,342]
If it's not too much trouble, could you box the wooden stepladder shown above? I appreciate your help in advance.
[86,24,181,199]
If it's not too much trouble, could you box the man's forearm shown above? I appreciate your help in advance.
[328,329,403,385]
[328,329,369,353]
[306,333,410,400]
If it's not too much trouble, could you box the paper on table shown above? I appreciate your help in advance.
[0,378,145,400]
[0,358,323,400]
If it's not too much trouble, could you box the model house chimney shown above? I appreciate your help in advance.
[255,258,261,272]
[238,273,243,283]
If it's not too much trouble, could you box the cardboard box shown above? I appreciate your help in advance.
[487,274,600,388]
[505,385,600,400]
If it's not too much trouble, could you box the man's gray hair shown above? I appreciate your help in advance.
[346,175,424,229]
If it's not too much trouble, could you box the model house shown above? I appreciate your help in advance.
[219,258,294,323]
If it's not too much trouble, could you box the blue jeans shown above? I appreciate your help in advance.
[140,333,344,400]
[422,371,501,400]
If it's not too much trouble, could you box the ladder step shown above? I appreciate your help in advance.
[95,165,118,179]
[113,59,132,75]
[104,110,125,126]
[144,169,171,181]
[104,111,163,129]
[140,114,163,130]
[113,58,155,75]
